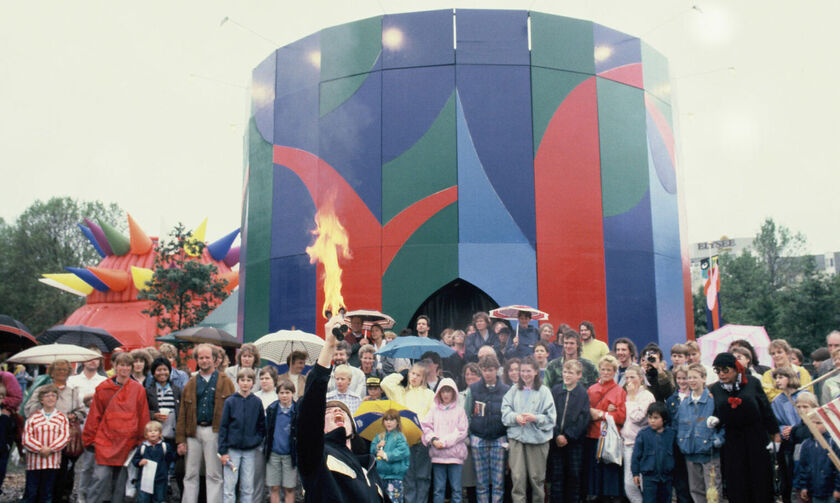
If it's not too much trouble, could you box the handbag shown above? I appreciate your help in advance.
[64,416,84,458]
[596,414,622,465]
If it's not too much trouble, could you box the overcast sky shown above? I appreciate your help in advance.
[2,0,837,255]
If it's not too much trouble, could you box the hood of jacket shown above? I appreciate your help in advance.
[433,377,459,408]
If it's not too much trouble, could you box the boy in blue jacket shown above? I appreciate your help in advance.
[218,368,266,503]
[132,421,176,503]
[265,379,298,503]
[795,415,840,503]
[631,402,678,503]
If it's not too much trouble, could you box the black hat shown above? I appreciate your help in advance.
[712,352,737,369]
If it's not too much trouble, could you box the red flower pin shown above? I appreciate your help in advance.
[728,397,742,409]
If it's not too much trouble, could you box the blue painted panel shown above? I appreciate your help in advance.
[319,71,383,223]
[271,165,317,259]
[647,126,686,360]
[382,66,455,163]
[458,243,537,310]
[602,191,658,351]
[269,254,316,334]
[273,33,320,153]
[593,23,641,74]
[252,51,276,144]
[456,65,535,244]
[382,9,454,69]
[456,94,529,245]
[455,9,529,65]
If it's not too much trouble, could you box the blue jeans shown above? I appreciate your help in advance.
[223,448,257,503]
[405,443,431,503]
[136,481,167,503]
[641,478,672,503]
[24,469,58,503]
[432,463,462,503]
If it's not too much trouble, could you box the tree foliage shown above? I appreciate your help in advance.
[0,197,123,335]
[695,217,840,355]
[138,223,229,333]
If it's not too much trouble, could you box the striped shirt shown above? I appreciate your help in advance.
[155,383,176,412]
[23,410,70,470]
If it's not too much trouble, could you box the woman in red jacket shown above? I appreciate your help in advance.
[585,355,626,502]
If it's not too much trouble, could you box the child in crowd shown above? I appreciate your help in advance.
[326,365,363,415]
[669,344,688,369]
[794,414,840,503]
[771,366,803,503]
[265,380,297,503]
[0,384,15,493]
[548,359,591,503]
[632,402,678,503]
[255,366,279,410]
[676,363,724,502]
[218,368,266,503]
[623,365,656,503]
[371,409,410,503]
[365,377,384,401]
[422,377,469,503]
[132,421,175,503]
[22,384,70,503]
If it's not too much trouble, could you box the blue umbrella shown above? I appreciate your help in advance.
[375,336,454,360]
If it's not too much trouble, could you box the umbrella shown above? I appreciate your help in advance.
[254,330,324,366]
[489,305,549,321]
[172,326,241,348]
[353,399,423,446]
[7,344,103,365]
[376,336,454,360]
[343,309,396,329]
[696,324,772,367]
[39,325,123,353]
[0,314,37,351]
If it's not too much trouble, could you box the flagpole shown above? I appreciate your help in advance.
[786,384,840,472]
[793,367,840,394]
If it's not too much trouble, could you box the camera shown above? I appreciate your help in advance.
[325,308,348,341]
[645,351,658,363]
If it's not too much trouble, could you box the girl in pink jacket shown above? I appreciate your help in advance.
[421,377,469,503]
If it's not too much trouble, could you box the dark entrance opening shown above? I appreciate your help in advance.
[407,279,499,339]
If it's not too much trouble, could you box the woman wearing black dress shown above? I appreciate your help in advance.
[708,352,780,502]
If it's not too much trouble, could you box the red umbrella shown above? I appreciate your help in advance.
[0,314,37,352]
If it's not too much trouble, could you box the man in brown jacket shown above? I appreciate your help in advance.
[176,344,235,503]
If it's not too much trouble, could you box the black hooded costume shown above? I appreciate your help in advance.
[296,363,390,502]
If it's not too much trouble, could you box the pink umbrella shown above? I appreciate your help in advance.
[697,324,772,367]
[489,305,549,322]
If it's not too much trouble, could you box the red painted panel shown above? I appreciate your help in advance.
[534,77,609,342]
[382,186,458,271]
[597,63,643,90]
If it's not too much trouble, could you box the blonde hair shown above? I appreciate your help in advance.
[623,364,647,391]
[795,392,819,408]
[408,363,428,386]
[597,354,620,371]
[563,359,583,374]
[686,363,706,378]
[769,339,793,355]
[672,363,690,378]
[334,364,353,380]
[145,421,163,434]
[236,367,256,382]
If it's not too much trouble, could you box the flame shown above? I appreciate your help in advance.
[305,197,352,318]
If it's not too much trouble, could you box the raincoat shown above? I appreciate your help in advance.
[82,377,150,466]
[421,378,468,464]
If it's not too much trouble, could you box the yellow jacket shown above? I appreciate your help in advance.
[762,365,812,401]
[381,372,434,419]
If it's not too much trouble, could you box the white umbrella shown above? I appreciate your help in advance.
[343,309,396,329]
[254,330,324,366]
[7,343,102,365]
[697,324,772,367]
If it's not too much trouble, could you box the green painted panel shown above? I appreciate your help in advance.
[531,67,590,153]
[382,204,458,330]
[529,12,595,75]
[641,41,671,105]
[320,16,382,82]
[319,73,368,118]
[597,78,649,217]
[243,118,273,341]
[382,92,456,223]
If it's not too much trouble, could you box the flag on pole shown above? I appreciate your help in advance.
[703,256,722,331]
[813,397,840,447]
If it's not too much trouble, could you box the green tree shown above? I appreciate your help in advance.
[139,223,229,333]
[776,260,836,354]
[753,217,807,289]
[0,197,123,335]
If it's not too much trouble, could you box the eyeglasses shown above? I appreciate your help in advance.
[713,367,732,374]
